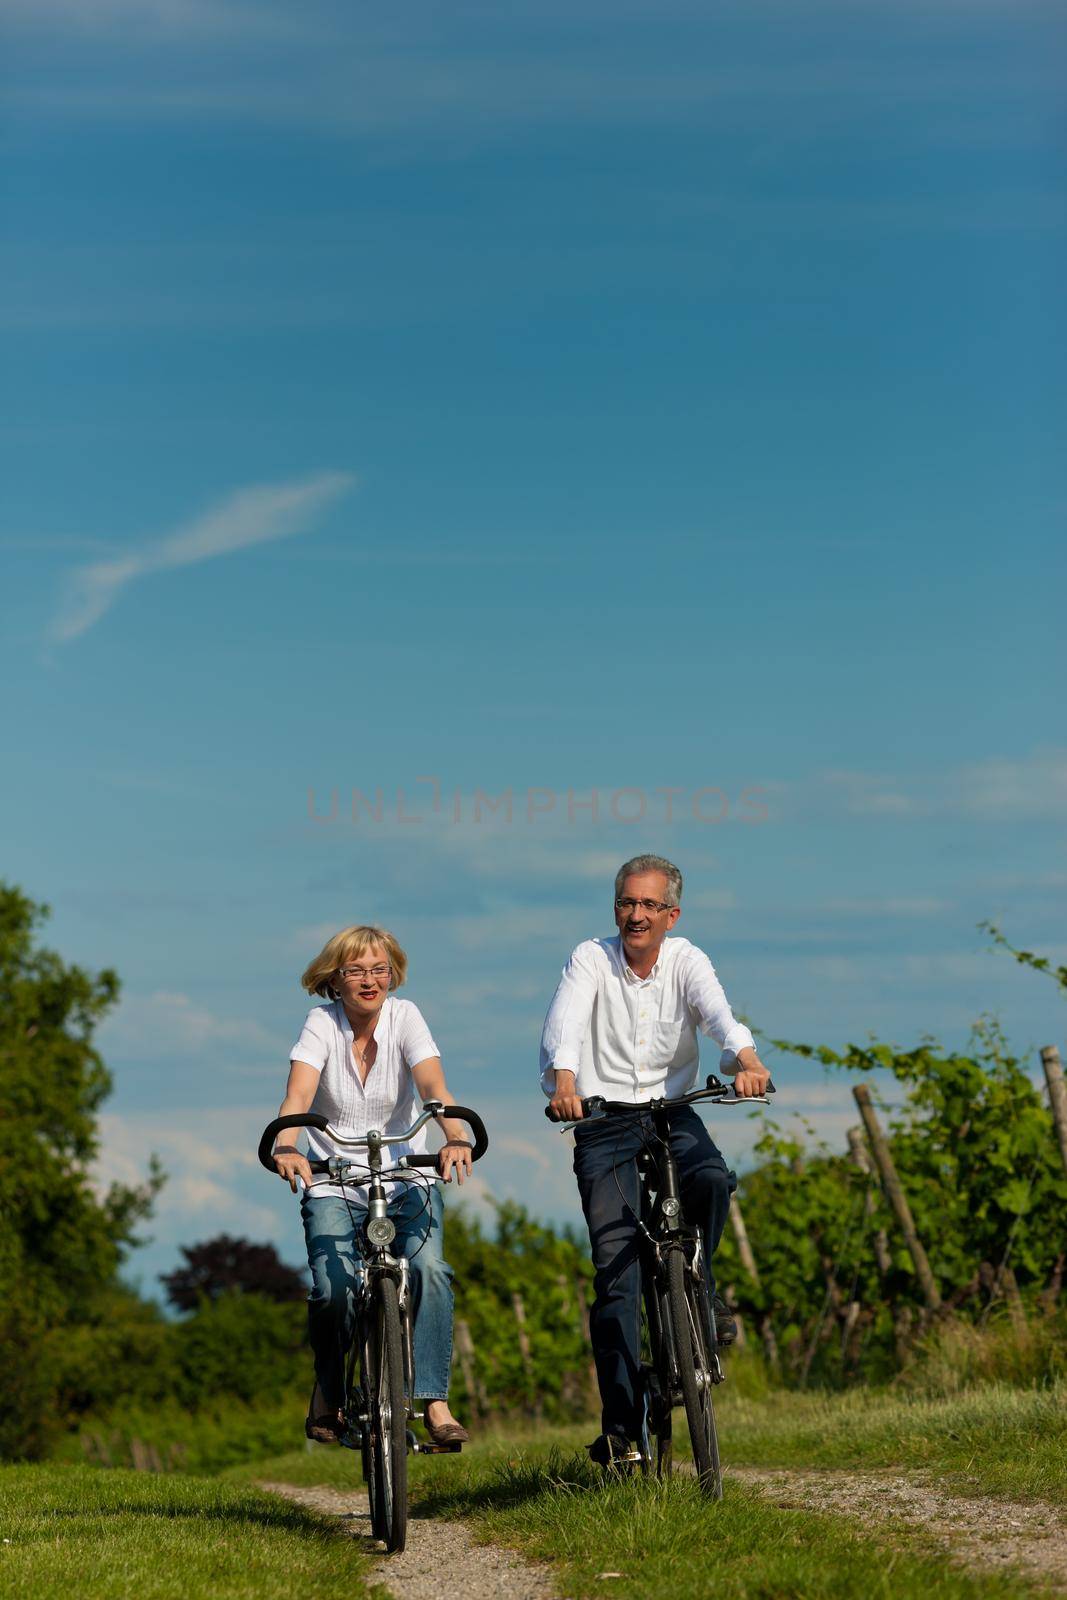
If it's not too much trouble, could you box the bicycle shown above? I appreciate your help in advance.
[258,1100,488,1553]
[548,1073,774,1498]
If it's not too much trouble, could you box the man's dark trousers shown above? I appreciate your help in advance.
[573,1105,734,1444]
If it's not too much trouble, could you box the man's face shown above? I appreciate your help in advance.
[614,871,680,958]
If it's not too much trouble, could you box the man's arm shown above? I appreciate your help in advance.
[539,943,599,1121]
[684,951,771,1098]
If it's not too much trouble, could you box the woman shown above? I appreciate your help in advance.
[272,923,471,1446]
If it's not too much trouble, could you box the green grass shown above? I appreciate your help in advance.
[26,1380,1063,1600]
[716,1380,1067,1504]
[240,1434,1055,1600]
[0,1464,376,1600]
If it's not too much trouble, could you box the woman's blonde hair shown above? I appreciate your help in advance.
[301,925,409,998]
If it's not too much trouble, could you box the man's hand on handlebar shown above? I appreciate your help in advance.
[273,1144,314,1194]
[548,1069,584,1123]
[733,1048,772,1099]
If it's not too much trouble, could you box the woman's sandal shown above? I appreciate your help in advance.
[424,1417,469,1445]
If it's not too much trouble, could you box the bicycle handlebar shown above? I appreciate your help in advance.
[403,1106,489,1168]
[544,1073,776,1124]
[258,1103,489,1175]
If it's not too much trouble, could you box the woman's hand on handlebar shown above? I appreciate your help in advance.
[273,1145,314,1194]
[548,1069,584,1122]
[437,1141,473,1184]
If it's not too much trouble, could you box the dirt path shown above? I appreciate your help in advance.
[732,1466,1067,1593]
[262,1471,1067,1598]
[259,1481,558,1600]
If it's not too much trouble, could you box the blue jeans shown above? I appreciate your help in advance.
[573,1105,734,1442]
[301,1182,454,1407]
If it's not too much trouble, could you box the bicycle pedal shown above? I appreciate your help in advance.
[413,1440,462,1454]
[337,1431,360,1451]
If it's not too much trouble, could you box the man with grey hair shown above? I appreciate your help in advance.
[540,853,771,1466]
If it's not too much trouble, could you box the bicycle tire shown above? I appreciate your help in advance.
[666,1247,722,1499]
[638,1261,673,1477]
[358,1322,385,1538]
[369,1275,408,1551]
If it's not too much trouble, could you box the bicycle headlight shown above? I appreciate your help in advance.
[661,1198,680,1218]
[366,1217,396,1246]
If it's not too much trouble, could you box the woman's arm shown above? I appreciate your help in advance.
[411,1055,474,1185]
[272,1060,321,1193]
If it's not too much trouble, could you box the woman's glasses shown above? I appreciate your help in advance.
[338,964,391,982]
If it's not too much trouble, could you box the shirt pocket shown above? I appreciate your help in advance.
[652,1020,685,1062]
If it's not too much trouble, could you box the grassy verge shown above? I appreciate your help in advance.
[233,1432,1055,1600]
[0,1464,376,1600]
[57,1396,308,1476]
[716,1380,1067,1503]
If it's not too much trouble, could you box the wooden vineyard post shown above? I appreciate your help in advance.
[511,1290,543,1419]
[847,1125,893,1278]
[574,1274,598,1405]
[1040,1045,1067,1175]
[853,1084,941,1312]
[729,1194,780,1370]
[454,1319,488,1421]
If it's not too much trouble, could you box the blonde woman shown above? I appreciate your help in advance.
[272,924,471,1446]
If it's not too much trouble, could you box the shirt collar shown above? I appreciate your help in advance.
[615,935,664,984]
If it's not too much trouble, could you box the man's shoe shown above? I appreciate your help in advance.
[588,1431,634,1469]
[712,1293,737,1348]
[305,1383,343,1444]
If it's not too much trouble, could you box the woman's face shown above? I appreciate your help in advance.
[334,944,392,1018]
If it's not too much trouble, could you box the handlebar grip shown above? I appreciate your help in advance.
[258,1112,330,1172]
[545,1094,605,1122]
[405,1105,489,1168]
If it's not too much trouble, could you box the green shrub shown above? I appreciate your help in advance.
[900,1307,1067,1396]
[170,1293,308,1408]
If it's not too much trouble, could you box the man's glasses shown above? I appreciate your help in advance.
[338,964,391,982]
[615,897,673,915]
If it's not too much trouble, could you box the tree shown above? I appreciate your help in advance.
[161,1235,307,1311]
[0,882,162,1457]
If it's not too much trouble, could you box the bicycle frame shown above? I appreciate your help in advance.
[258,1100,488,1551]
[549,1073,775,1494]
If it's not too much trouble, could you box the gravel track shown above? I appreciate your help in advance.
[732,1467,1067,1593]
[262,1470,1067,1598]
[258,1481,558,1600]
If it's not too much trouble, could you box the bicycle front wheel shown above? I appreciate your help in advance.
[666,1248,722,1499]
[367,1275,408,1552]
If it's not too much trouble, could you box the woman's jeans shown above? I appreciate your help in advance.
[573,1105,734,1443]
[301,1182,454,1408]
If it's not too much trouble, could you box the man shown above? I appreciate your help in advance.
[540,853,771,1464]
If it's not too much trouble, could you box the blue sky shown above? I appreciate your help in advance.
[2,0,1064,1292]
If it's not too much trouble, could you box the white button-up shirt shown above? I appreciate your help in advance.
[290,997,439,1199]
[539,935,755,1102]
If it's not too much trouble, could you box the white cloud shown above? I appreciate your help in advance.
[958,750,1067,821]
[95,1106,278,1237]
[50,470,355,643]
[822,896,950,917]
[797,748,1067,825]
[98,990,277,1059]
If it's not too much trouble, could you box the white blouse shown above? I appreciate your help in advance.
[290,996,440,1199]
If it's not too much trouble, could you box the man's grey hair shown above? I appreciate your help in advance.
[614,854,683,907]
